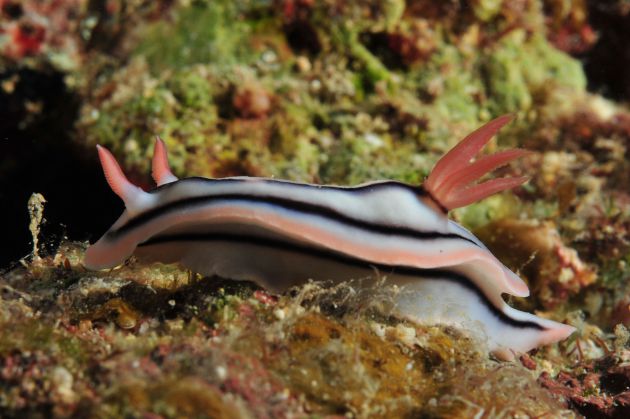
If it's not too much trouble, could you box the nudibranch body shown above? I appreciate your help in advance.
[84,115,575,359]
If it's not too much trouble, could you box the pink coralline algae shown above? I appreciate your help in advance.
[0,0,83,62]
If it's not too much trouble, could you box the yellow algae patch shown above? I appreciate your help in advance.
[269,313,447,416]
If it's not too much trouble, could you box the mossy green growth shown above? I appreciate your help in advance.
[454,193,522,230]
[80,61,221,176]
[0,316,55,353]
[408,44,484,131]
[134,0,255,73]
[523,34,587,90]
[269,102,321,180]
[472,0,504,22]
[166,69,214,109]
[484,31,587,114]
[599,255,630,288]
[0,313,88,366]
[336,25,392,90]
[79,0,593,190]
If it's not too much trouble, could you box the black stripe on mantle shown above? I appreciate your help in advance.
[107,178,477,246]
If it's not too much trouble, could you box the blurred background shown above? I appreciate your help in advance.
[1,0,629,276]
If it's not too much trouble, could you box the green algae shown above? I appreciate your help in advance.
[338,25,392,88]
[134,0,256,72]
[77,0,594,189]
[484,32,587,113]
[472,0,504,22]
[403,42,481,127]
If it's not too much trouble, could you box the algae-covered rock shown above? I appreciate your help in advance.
[484,31,586,113]
[476,218,597,309]
[75,0,597,186]
[0,247,573,417]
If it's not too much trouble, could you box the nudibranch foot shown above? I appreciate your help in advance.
[393,277,575,361]
[84,117,575,358]
[134,235,575,361]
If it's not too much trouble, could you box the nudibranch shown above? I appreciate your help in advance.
[84,115,575,359]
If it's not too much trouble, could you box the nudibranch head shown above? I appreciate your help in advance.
[84,117,575,359]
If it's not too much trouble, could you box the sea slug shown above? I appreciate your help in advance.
[84,115,575,359]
